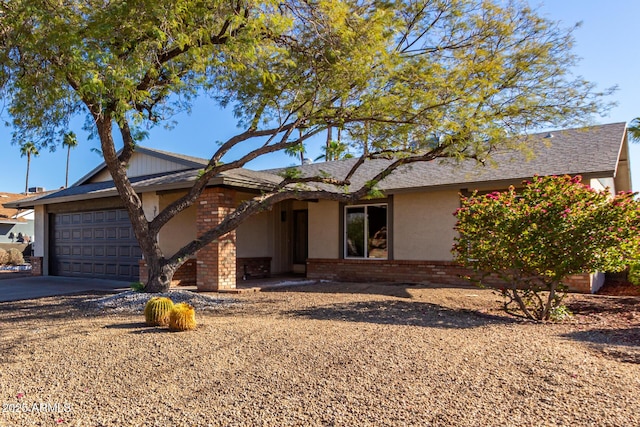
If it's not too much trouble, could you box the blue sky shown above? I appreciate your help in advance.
[1,0,638,194]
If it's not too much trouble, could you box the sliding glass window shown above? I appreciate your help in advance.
[345,204,387,259]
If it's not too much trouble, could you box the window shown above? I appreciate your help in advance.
[345,204,388,259]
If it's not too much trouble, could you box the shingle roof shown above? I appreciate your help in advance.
[136,146,209,167]
[6,122,628,208]
[7,168,284,208]
[276,122,627,192]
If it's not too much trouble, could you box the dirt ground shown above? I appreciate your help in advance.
[0,282,639,426]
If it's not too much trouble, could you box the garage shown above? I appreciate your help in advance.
[50,209,141,281]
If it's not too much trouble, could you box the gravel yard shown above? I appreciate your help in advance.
[0,281,639,426]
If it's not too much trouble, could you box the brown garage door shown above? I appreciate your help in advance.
[50,209,141,281]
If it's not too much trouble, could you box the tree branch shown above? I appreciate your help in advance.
[149,123,324,234]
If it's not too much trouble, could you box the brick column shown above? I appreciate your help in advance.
[30,256,43,276]
[196,188,237,291]
[139,260,149,284]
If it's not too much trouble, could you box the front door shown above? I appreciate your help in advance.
[292,210,308,273]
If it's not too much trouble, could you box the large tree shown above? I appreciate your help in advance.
[0,0,611,292]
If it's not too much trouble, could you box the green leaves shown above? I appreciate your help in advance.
[628,117,640,142]
[279,167,302,180]
[0,1,619,294]
[1,0,611,158]
[453,175,640,320]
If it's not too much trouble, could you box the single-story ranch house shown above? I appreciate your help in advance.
[8,122,633,293]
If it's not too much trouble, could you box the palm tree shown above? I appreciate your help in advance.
[314,140,353,162]
[628,118,640,141]
[62,131,78,188]
[20,142,39,194]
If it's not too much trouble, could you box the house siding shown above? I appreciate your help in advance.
[90,152,196,183]
[157,191,196,258]
[308,200,340,259]
[236,210,271,258]
[393,190,459,261]
[614,137,633,193]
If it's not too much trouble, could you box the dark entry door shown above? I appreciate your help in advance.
[50,209,141,281]
[293,210,308,265]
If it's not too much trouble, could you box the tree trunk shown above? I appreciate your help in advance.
[65,146,71,188]
[94,116,173,293]
[510,287,535,320]
[542,281,559,321]
[144,257,176,293]
[24,154,30,194]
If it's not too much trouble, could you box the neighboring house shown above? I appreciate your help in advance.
[7,123,633,293]
[0,192,35,244]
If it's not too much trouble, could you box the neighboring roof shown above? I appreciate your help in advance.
[0,193,33,223]
[73,146,209,186]
[7,122,628,208]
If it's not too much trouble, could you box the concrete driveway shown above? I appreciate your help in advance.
[0,276,130,302]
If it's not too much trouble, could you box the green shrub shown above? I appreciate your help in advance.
[549,305,573,322]
[7,248,24,265]
[629,262,640,286]
[454,175,640,321]
[130,281,145,292]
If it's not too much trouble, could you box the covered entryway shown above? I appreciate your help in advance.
[50,209,141,281]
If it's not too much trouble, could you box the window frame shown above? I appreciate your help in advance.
[342,200,391,260]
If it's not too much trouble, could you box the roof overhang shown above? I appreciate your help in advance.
[383,170,618,195]
[5,173,281,209]
[0,219,26,224]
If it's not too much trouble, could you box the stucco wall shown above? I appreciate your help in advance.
[33,205,47,258]
[234,191,273,259]
[236,211,271,258]
[393,190,460,261]
[158,192,196,257]
[141,192,160,221]
[154,190,289,267]
[614,137,633,193]
[307,191,458,261]
[308,200,340,259]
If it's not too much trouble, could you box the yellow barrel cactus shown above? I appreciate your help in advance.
[168,302,197,331]
[144,297,174,326]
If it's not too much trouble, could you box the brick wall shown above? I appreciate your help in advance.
[307,258,593,293]
[237,257,271,280]
[307,259,471,286]
[138,260,148,284]
[140,257,270,287]
[139,259,197,287]
[174,259,197,286]
[563,273,593,293]
[30,256,43,276]
[196,187,237,291]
